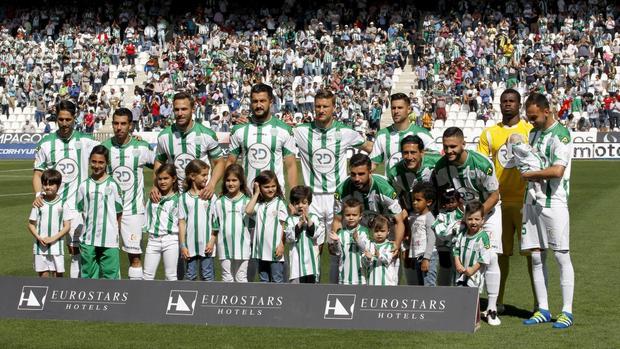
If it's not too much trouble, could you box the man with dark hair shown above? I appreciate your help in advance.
[370,92,435,174]
[294,88,373,283]
[477,88,535,313]
[228,83,298,190]
[432,126,502,326]
[102,108,155,280]
[387,135,441,213]
[332,153,406,263]
[33,100,100,278]
[521,93,575,329]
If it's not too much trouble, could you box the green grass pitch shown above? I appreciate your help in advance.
[0,159,619,348]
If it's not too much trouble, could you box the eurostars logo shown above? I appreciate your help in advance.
[166,290,198,316]
[17,286,49,311]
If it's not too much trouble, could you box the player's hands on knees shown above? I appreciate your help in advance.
[149,186,161,203]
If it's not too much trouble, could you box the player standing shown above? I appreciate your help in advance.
[432,127,502,326]
[102,108,154,280]
[370,93,435,174]
[521,93,575,329]
[293,89,373,283]
[477,88,534,311]
[33,100,99,278]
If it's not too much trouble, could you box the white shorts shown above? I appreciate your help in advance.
[64,209,83,247]
[483,205,503,254]
[309,193,332,245]
[120,214,144,254]
[34,255,65,273]
[521,205,570,251]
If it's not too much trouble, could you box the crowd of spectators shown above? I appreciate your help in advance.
[0,0,619,136]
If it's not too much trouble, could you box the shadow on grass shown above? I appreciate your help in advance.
[479,298,533,319]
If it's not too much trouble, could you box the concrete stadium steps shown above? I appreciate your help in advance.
[380,59,416,128]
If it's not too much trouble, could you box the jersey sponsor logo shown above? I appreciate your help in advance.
[497,144,516,169]
[174,153,196,172]
[18,286,48,310]
[324,294,356,320]
[166,290,197,316]
[456,187,479,203]
[248,143,272,169]
[388,152,402,170]
[112,166,135,191]
[312,148,336,174]
[54,158,79,183]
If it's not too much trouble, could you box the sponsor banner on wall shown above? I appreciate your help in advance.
[0,276,479,333]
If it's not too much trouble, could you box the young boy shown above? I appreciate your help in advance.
[432,188,464,286]
[28,169,71,277]
[406,182,437,286]
[361,215,399,286]
[77,145,124,279]
[453,201,499,326]
[285,186,324,283]
[329,199,369,285]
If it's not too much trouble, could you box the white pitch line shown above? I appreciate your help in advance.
[0,168,32,173]
[0,175,32,178]
[0,192,32,197]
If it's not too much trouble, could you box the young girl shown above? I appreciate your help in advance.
[453,201,499,326]
[214,164,252,282]
[246,170,288,283]
[143,164,180,281]
[76,145,124,279]
[361,215,400,286]
[179,159,218,281]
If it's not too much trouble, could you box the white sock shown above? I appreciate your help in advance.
[485,253,500,312]
[531,251,549,310]
[70,255,81,279]
[128,266,143,280]
[554,251,574,314]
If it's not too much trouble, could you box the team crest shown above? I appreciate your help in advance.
[560,136,569,144]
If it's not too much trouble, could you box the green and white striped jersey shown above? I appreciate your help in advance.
[334,174,403,227]
[432,208,464,250]
[229,116,297,188]
[432,150,499,205]
[363,241,399,286]
[178,192,219,258]
[34,131,99,210]
[155,122,223,185]
[329,225,370,285]
[213,194,251,261]
[77,176,123,248]
[284,213,324,279]
[250,197,288,262]
[145,193,180,237]
[29,197,66,256]
[294,121,364,193]
[387,152,441,212]
[526,122,572,208]
[102,137,154,215]
[453,228,492,288]
[370,123,435,174]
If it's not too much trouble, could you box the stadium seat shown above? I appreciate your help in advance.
[447,111,457,120]
[467,112,477,120]
[116,78,126,85]
[449,104,460,113]
[457,111,468,120]
[126,78,134,85]
[434,119,444,128]
[444,119,455,127]
[454,119,465,128]
[475,120,485,128]
[431,127,443,140]
[464,119,475,128]
[460,104,470,112]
